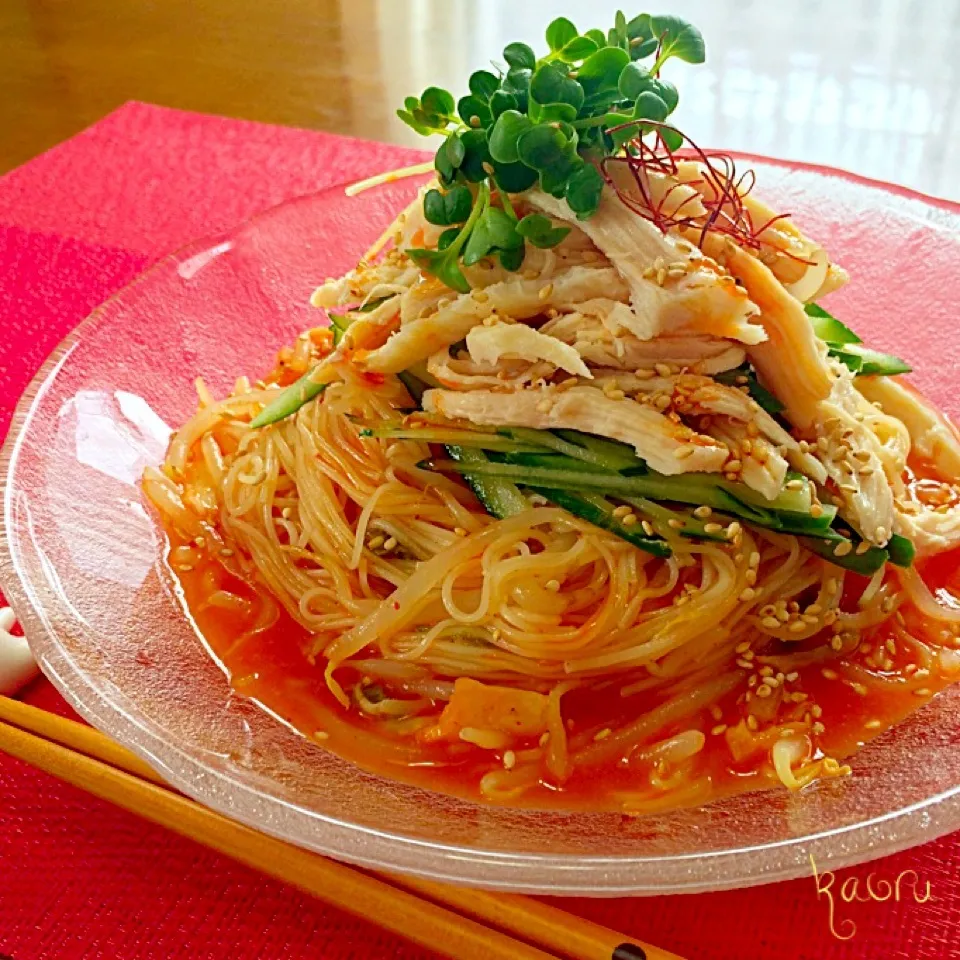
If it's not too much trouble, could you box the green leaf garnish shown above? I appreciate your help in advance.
[647,15,706,70]
[396,11,709,291]
[546,17,579,52]
[503,42,536,70]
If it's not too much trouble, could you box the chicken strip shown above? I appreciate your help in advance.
[465,321,592,378]
[699,234,833,429]
[527,187,765,344]
[361,266,626,374]
[857,376,960,554]
[540,313,746,376]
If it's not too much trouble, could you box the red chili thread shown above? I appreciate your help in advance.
[601,122,816,266]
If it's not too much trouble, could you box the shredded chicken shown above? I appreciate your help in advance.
[361,266,626,373]
[423,386,730,476]
[427,347,553,390]
[527,185,766,344]
[466,321,591,378]
[540,314,746,375]
[672,160,849,302]
[857,376,960,553]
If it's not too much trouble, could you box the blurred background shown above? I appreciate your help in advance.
[3,0,959,198]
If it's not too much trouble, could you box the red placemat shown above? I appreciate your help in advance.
[1,102,958,960]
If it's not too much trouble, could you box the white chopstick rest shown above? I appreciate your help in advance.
[0,607,38,695]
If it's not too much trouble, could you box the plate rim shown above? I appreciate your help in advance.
[3,155,960,895]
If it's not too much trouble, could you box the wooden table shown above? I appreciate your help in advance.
[3,0,959,196]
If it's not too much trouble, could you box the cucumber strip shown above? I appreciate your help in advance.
[502,427,638,471]
[845,346,912,377]
[713,366,785,416]
[804,303,910,376]
[501,451,610,473]
[621,497,729,542]
[360,424,544,453]
[250,371,328,429]
[531,489,671,558]
[801,535,889,576]
[887,533,916,568]
[446,446,528,518]
[551,429,643,472]
[804,303,862,345]
[420,458,837,534]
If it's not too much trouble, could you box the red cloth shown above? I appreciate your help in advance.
[0,102,958,960]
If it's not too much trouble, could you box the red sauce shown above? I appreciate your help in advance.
[154,387,960,812]
[162,528,960,812]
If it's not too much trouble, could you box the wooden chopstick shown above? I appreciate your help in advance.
[0,697,686,960]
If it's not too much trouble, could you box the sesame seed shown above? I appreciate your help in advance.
[383,536,398,552]
[711,724,728,735]
[739,587,757,603]
[822,668,839,680]
[726,459,743,472]
[539,732,551,746]
[833,540,853,557]
[703,522,724,535]
[810,503,824,518]
[756,684,773,698]
[694,505,713,519]
[914,688,933,697]
[864,719,883,730]
[785,479,804,491]
[454,527,468,537]
[654,362,673,378]
[674,445,697,460]
[726,521,742,541]
[641,520,655,536]
[622,513,638,527]
[220,548,234,557]
[545,579,561,592]
[761,616,780,629]
[538,283,554,301]
[789,621,808,634]
[594,727,612,741]
[746,715,759,731]
[612,504,632,518]
[667,518,685,529]
[503,750,517,769]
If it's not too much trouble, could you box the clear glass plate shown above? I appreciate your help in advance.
[3,159,960,896]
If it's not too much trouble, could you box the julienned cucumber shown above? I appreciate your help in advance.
[445,446,527,518]
[804,303,911,376]
[533,489,671,558]
[250,372,328,429]
[419,457,836,535]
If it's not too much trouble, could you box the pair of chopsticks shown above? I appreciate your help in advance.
[0,696,687,960]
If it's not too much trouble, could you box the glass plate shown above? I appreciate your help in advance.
[3,159,960,896]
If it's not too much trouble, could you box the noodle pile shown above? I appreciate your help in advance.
[144,162,960,814]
